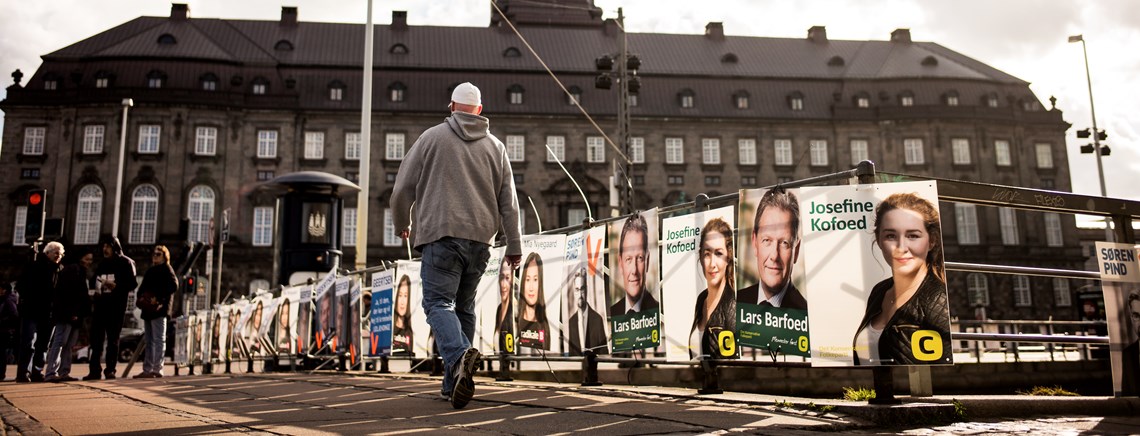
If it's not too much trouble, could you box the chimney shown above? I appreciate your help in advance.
[281,6,298,26]
[705,22,725,40]
[603,18,618,36]
[807,26,827,43]
[392,11,408,30]
[170,3,189,21]
[891,28,911,43]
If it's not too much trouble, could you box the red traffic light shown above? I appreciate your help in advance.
[187,277,195,286]
[29,192,42,206]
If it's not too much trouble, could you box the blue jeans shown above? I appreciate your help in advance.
[420,237,489,395]
[45,323,77,378]
[143,317,167,375]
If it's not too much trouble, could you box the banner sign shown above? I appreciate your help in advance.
[607,209,661,352]
[562,226,610,356]
[174,315,189,365]
[1096,242,1140,283]
[662,206,736,362]
[277,287,300,356]
[518,234,566,353]
[369,270,394,357]
[395,260,428,357]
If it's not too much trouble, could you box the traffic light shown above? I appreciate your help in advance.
[1097,130,1108,141]
[24,189,46,242]
[184,275,196,293]
[1076,128,1090,139]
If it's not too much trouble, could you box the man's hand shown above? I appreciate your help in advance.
[505,254,522,269]
[399,229,410,240]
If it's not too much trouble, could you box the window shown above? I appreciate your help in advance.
[195,127,217,156]
[774,139,793,166]
[701,138,720,164]
[667,175,684,185]
[147,77,162,89]
[158,34,177,45]
[967,273,990,306]
[95,77,109,88]
[347,172,359,183]
[665,138,684,164]
[850,139,869,166]
[987,95,1000,108]
[74,185,103,245]
[1053,278,1072,307]
[1041,179,1055,190]
[704,176,720,186]
[513,174,523,185]
[44,79,58,90]
[1035,143,1054,168]
[389,44,408,54]
[83,125,105,154]
[201,77,216,91]
[385,133,406,160]
[257,130,278,158]
[252,80,267,95]
[567,86,581,106]
[508,85,524,105]
[1044,213,1063,247]
[632,175,644,186]
[904,138,924,165]
[995,140,1012,166]
[257,170,275,181]
[999,207,1019,245]
[383,208,401,247]
[12,206,28,246]
[23,127,45,155]
[128,184,159,244]
[187,186,215,243]
[734,92,749,109]
[856,95,870,108]
[389,82,406,102]
[679,90,695,108]
[567,209,588,226]
[946,95,959,106]
[629,94,638,107]
[738,139,757,165]
[329,87,343,101]
[742,176,757,186]
[809,140,828,166]
[138,125,161,154]
[20,169,39,179]
[586,136,605,163]
[900,94,914,107]
[788,92,804,111]
[344,132,361,160]
[304,131,325,160]
[503,47,521,58]
[777,176,793,184]
[250,207,273,247]
[951,138,971,165]
[630,137,645,164]
[1013,276,1032,307]
[342,208,357,247]
[546,135,565,162]
[955,203,979,245]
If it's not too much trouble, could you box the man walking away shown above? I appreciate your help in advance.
[391,82,522,409]
[135,245,177,378]
[85,236,137,380]
[15,241,63,383]
[0,283,19,381]
[45,248,92,382]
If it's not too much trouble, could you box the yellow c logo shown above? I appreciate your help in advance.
[717,330,736,357]
[651,329,659,343]
[505,333,515,354]
[911,330,942,361]
[797,336,809,353]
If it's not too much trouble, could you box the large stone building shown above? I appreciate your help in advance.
[0,1,1083,320]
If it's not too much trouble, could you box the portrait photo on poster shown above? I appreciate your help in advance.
[563,227,610,356]
[661,205,737,362]
[801,181,953,367]
[607,209,662,352]
[736,187,810,359]
[517,234,566,354]
[475,247,507,355]
[390,268,415,357]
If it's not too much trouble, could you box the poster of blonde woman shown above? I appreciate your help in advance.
[661,206,736,362]
[801,181,952,367]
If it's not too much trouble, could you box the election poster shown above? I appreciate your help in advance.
[518,234,566,354]
[174,315,189,365]
[369,270,394,357]
[277,287,300,356]
[206,309,223,363]
[227,300,248,360]
[314,275,338,352]
[296,283,312,355]
[476,247,510,355]
[1095,241,1140,396]
[395,260,429,358]
[662,206,736,362]
[243,294,271,356]
[607,208,661,352]
[214,304,231,362]
[190,313,204,364]
[801,181,952,367]
[736,188,810,358]
[562,226,610,356]
[333,277,352,354]
[339,277,362,365]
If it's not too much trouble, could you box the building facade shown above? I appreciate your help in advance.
[0,1,1084,320]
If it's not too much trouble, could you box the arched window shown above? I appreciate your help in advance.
[274,40,294,51]
[389,43,408,55]
[827,55,845,67]
[388,81,406,102]
[921,55,939,67]
[129,184,159,244]
[503,47,522,58]
[157,34,177,45]
[74,185,103,245]
[187,185,215,243]
[721,53,738,64]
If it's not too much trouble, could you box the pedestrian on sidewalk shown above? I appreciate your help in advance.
[391,82,522,409]
[15,241,63,383]
[0,282,19,381]
[45,249,93,382]
[85,236,137,381]
[135,245,177,378]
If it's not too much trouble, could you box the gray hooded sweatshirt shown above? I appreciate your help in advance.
[390,111,522,256]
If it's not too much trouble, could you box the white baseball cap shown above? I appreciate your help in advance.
[451,82,482,106]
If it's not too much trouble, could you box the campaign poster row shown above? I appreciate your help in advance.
[365,181,953,367]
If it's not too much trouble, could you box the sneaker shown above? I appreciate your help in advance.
[132,372,152,379]
[104,373,117,380]
[29,373,44,382]
[449,348,481,409]
[44,375,61,383]
[81,374,101,381]
[58,376,77,382]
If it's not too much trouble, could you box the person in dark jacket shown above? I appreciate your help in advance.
[85,236,137,380]
[135,245,177,378]
[852,193,952,366]
[45,250,93,382]
[0,282,19,381]
[15,241,64,382]
[690,218,737,360]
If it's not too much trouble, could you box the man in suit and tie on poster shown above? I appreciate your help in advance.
[568,267,607,355]
[609,214,660,316]
[737,188,808,310]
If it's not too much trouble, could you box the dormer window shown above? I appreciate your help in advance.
[733,91,750,109]
[329,80,346,101]
[721,53,738,64]
[854,92,871,108]
[389,43,408,55]
[146,70,166,89]
[986,93,1000,108]
[788,91,804,111]
[94,71,113,89]
[251,77,268,95]
[827,55,845,67]
[567,86,581,106]
[508,84,524,105]
[388,82,406,102]
[157,34,177,45]
[274,40,294,51]
[200,73,218,91]
[944,90,960,106]
[504,47,522,58]
[44,78,58,90]
[678,89,695,108]
[921,55,939,67]
[899,91,914,107]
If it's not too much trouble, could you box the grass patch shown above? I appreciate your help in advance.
[805,402,836,413]
[1017,385,1079,396]
[774,400,793,408]
[952,399,968,421]
[842,386,877,401]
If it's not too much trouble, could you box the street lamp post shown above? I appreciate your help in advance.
[1068,34,1113,241]
[595,8,640,216]
[111,98,133,238]
[355,0,375,271]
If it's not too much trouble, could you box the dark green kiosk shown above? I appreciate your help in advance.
[265,171,360,287]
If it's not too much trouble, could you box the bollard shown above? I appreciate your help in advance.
[204,362,212,375]
[188,363,195,376]
[869,367,899,404]
[697,358,722,395]
[379,355,390,374]
[247,356,254,373]
[338,351,347,372]
[581,350,601,386]
[496,352,513,382]
[224,356,232,374]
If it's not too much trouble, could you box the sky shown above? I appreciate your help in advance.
[1,0,1138,205]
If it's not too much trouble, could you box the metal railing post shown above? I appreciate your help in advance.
[697,358,722,395]
[496,352,513,381]
[581,350,601,386]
